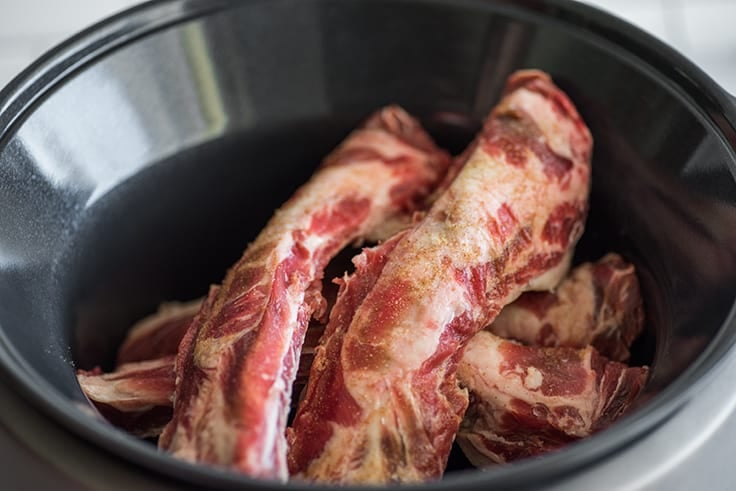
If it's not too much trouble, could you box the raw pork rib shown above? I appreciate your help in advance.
[112,297,323,396]
[77,253,640,440]
[77,356,175,438]
[78,326,327,439]
[111,253,641,369]
[287,70,593,484]
[457,331,648,466]
[490,253,644,361]
[117,299,203,365]
[158,106,450,480]
[77,328,324,438]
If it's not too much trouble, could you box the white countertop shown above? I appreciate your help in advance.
[0,0,734,93]
[584,0,736,93]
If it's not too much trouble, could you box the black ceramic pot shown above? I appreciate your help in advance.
[1,0,736,489]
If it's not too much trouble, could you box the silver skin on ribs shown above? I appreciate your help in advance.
[489,253,645,362]
[286,70,593,484]
[157,106,450,480]
[457,331,649,466]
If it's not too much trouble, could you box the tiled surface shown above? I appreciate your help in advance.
[0,0,734,93]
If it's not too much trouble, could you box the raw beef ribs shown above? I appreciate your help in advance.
[76,72,651,485]
[77,356,175,438]
[77,254,644,444]
[489,253,644,361]
[158,106,450,481]
[287,70,593,484]
[117,299,202,365]
[457,331,648,466]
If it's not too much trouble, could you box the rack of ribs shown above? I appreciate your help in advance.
[286,70,593,484]
[157,106,450,481]
[457,331,648,466]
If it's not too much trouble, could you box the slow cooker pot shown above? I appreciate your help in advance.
[1,0,736,489]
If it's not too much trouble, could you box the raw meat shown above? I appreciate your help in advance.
[457,331,648,466]
[111,252,642,369]
[489,253,644,361]
[158,106,450,481]
[78,320,325,439]
[287,70,593,484]
[77,356,175,438]
[77,254,643,442]
[117,299,202,365]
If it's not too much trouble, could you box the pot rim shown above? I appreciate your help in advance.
[1,0,736,489]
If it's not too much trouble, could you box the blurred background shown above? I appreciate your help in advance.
[0,0,734,93]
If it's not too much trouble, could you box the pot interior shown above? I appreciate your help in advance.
[1,0,736,488]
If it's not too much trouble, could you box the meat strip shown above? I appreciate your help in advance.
[489,253,644,361]
[158,106,450,481]
[457,331,648,466]
[77,356,175,438]
[113,253,642,369]
[78,324,327,439]
[117,299,203,365]
[77,252,641,441]
[287,70,593,484]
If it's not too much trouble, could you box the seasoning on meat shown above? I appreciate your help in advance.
[489,253,644,361]
[457,331,648,466]
[157,106,450,481]
[287,69,593,484]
